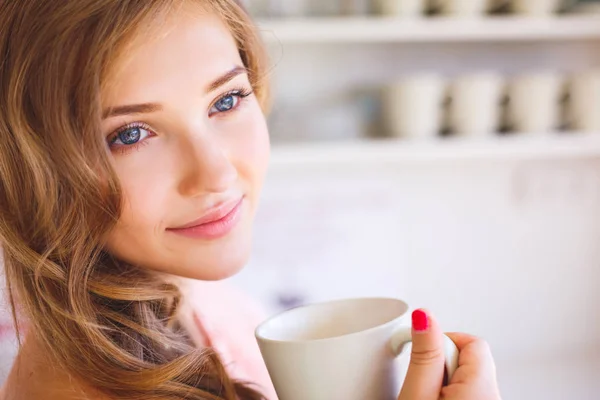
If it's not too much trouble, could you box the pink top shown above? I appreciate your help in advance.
[174,278,278,400]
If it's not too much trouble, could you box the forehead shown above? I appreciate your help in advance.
[102,7,242,107]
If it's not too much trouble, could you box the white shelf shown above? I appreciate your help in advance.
[270,133,600,166]
[257,15,600,43]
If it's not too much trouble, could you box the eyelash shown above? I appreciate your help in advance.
[107,122,154,155]
[209,86,253,116]
[107,86,254,155]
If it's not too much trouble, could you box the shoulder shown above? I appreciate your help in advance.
[1,333,110,400]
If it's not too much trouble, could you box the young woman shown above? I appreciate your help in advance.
[0,1,502,399]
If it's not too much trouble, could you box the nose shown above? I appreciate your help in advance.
[177,132,238,197]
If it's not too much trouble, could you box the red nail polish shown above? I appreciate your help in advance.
[412,309,429,332]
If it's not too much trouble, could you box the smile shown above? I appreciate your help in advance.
[167,197,244,240]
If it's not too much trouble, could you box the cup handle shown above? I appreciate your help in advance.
[390,326,459,381]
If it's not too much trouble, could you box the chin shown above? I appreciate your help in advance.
[195,257,248,281]
[177,238,253,281]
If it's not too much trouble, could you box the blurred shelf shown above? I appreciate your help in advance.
[269,133,600,166]
[257,15,600,43]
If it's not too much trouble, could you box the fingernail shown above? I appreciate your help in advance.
[412,309,429,332]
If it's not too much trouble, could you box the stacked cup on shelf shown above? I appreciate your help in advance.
[381,73,446,139]
[381,69,600,139]
[447,72,505,136]
[509,0,573,16]
[243,0,583,17]
[566,69,600,132]
[506,71,564,133]
[375,0,574,17]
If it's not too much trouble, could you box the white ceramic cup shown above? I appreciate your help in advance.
[383,74,446,139]
[507,71,564,133]
[567,70,600,132]
[448,72,505,136]
[375,0,427,17]
[255,297,459,400]
[433,0,490,16]
[510,0,563,15]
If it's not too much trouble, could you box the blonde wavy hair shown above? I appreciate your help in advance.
[0,1,269,399]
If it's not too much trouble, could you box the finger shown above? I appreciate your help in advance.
[444,332,479,351]
[444,333,497,384]
[440,335,501,400]
[398,309,446,400]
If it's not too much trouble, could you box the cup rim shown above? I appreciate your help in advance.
[255,297,409,344]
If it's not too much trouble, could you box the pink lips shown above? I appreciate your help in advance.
[167,197,244,240]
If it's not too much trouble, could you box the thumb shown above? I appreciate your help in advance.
[398,309,446,400]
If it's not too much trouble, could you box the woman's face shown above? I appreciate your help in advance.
[101,9,269,280]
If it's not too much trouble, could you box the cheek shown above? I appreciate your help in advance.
[109,154,174,237]
[119,181,165,227]
[104,169,171,263]
[226,101,270,193]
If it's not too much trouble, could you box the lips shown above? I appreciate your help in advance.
[166,197,245,240]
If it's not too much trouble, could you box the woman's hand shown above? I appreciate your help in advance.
[397,309,502,400]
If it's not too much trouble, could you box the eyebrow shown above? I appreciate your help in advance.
[102,103,162,119]
[102,66,248,119]
[206,65,248,93]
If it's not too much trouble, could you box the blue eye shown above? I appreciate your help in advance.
[109,124,153,148]
[213,94,237,112]
[209,88,253,116]
[117,127,141,145]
